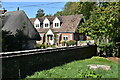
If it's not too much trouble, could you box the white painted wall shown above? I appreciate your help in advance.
[43,18,50,28]
[34,18,40,28]
[46,29,54,45]
[46,29,54,35]
[53,17,60,28]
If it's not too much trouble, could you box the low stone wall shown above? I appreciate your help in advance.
[1,45,97,79]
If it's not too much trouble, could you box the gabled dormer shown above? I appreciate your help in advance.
[53,17,60,28]
[43,18,50,28]
[34,18,40,28]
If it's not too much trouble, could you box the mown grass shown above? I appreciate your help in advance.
[25,56,119,78]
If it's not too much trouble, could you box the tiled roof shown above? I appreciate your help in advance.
[30,14,83,33]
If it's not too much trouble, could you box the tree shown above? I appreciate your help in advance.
[76,2,120,57]
[45,14,52,17]
[0,1,1,8]
[2,30,29,52]
[2,23,29,52]
[54,11,63,16]
[76,2,96,19]
[54,2,96,20]
[36,9,45,18]
[77,2,120,43]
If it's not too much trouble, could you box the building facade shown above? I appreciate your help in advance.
[30,15,86,46]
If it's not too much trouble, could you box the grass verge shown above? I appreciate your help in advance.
[25,56,119,78]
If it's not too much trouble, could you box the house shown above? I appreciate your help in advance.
[30,15,86,46]
[1,10,40,49]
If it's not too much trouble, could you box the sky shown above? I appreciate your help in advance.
[2,0,119,2]
[1,2,66,18]
[1,0,78,2]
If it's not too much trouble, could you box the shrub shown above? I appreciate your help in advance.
[67,40,76,46]
[36,43,42,48]
[97,42,117,57]
[40,43,49,48]
[36,43,48,49]
[60,40,67,46]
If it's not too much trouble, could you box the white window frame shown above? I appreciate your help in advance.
[43,18,50,28]
[53,17,60,28]
[35,24,40,28]
[63,35,68,40]
[34,18,40,28]
[54,23,60,27]
[45,23,49,27]
[70,34,73,40]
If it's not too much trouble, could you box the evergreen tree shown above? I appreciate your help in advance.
[36,8,45,18]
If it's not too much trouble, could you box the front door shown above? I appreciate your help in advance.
[47,35,54,45]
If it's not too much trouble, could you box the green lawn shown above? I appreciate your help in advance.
[26,57,119,78]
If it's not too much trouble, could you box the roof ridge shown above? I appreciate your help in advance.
[5,10,24,13]
[30,14,83,19]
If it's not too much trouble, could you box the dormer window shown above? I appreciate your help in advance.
[34,18,40,28]
[53,17,60,28]
[35,24,40,27]
[45,23,49,27]
[55,23,59,27]
[43,18,50,28]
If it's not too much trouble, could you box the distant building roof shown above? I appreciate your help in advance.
[1,10,40,40]
[30,14,84,33]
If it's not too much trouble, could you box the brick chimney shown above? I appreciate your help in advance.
[0,8,7,14]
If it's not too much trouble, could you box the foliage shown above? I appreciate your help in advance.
[76,2,120,43]
[97,42,118,57]
[54,11,63,16]
[60,40,67,46]
[53,33,58,44]
[0,1,1,8]
[2,30,29,52]
[26,57,119,78]
[36,43,42,48]
[36,43,56,49]
[67,40,76,46]
[54,2,96,20]
[2,22,29,52]
[2,30,14,51]
[76,70,102,78]
[76,2,120,57]
[36,8,45,18]
[45,14,52,17]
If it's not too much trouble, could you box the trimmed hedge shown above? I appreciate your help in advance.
[67,40,76,46]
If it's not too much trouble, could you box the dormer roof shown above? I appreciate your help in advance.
[30,14,84,33]
[53,17,60,22]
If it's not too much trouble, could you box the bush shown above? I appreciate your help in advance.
[67,40,76,46]
[48,45,56,48]
[36,43,42,48]
[97,42,117,57]
[36,43,48,49]
[60,40,67,46]
[36,43,56,49]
